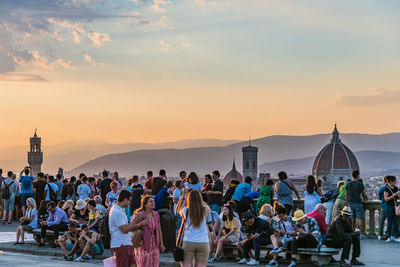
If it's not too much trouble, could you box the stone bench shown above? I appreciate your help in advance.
[223,244,340,266]
[28,228,69,244]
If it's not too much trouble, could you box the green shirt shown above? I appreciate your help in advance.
[338,184,346,200]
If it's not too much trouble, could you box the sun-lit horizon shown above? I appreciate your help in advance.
[1,1,400,149]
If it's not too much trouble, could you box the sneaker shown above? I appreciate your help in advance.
[270,248,282,255]
[238,258,248,264]
[74,257,84,262]
[84,254,92,259]
[288,262,296,267]
[378,235,382,240]
[247,259,259,265]
[64,256,73,261]
[386,236,394,243]
[208,258,215,263]
[394,238,400,243]
[339,260,351,267]
[350,259,365,266]
[267,260,278,267]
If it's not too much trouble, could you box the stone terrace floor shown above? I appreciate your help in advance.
[0,223,399,267]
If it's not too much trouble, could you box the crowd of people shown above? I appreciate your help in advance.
[0,166,399,267]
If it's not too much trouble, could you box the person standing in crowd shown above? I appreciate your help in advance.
[55,174,63,202]
[288,210,322,267]
[1,171,17,224]
[99,171,112,206]
[134,195,165,267]
[39,201,69,247]
[185,172,202,191]
[237,212,273,265]
[346,170,368,239]
[77,176,91,201]
[144,171,153,191]
[307,203,329,241]
[275,171,300,215]
[231,177,253,215]
[34,172,46,208]
[130,176,147,217]
[0,169,4,219]
[106,181,120,208]
[179,190,210,267]
[15,197,38,244]
[64,176,76,202]
[109,190,140,267]
[222,180,240,204]
[154,181,173,211]
[88,177,97,199]
[256,179,274,213]
[173,180,183,213]
[207,171,224,214]
[209,204,241,263]
[152,169,167,195]
[378,176,388,240]
[12,173,22,220]
[383,175,400,242]
[304,175,321,214]
[202,175,213,192]
[19,167,34,216]
[330,181,346,224]
[325,206,364,267]
[44,176,59,203]
[113,172,123,190]
[317,179,324,196]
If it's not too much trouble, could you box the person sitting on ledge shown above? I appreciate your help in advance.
[325,206,365,267]
[39,201,69,247]
[288,210,322,267]
[15,197,38,245]
[58,222,80,261]
[74,224,104,262]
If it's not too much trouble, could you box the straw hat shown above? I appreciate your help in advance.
[292,210,307,221]
[340,206,352,216]
[75,199,87,210]
[62,200,74,210]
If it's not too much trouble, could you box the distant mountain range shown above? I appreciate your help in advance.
[71,133,400,177]
[0,138,240,173]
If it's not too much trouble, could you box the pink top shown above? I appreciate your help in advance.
[139,210,160,251]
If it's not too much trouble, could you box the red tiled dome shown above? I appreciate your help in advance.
[313,125,359,177]
[224,159,243,185]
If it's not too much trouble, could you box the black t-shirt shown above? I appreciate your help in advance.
[99,178,113,200]
[243,217,272,238]
[384,185,399,206]
[222,186,236,204]
[346,180,364,203]
[209,180,224,205]
[131,185,145,212]
[34,180,47,200]
[74,208,90,222]
[152,177,167,195]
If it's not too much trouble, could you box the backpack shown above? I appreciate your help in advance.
[48,184,57,202]
[99,209,111,249]
[2,181,14,200]
[321,187,340,203]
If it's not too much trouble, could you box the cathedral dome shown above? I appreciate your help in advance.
[224,159,243,185]
[313,125,359,184]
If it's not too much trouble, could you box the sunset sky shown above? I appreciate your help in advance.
[1,0,400,148]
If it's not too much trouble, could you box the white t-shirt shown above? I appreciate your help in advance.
[109,204,132,248]
[182,207,209,243]
[77,184,91,200]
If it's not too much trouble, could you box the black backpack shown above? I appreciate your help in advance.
[2,181,14,200]
[99,209,111,249]
[48,184,57,202]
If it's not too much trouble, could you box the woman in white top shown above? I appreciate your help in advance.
[16,197,38,244]
[179,189,210,267]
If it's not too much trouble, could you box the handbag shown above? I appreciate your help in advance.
[173,209,187,262]
[386,187,400,216]
[131,213,144,248]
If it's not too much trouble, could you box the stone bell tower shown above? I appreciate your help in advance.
[27,129,43,177]
[242,137,258,190]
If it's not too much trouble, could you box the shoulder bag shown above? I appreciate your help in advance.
[131,212,144,248]
[173,209,187,262]
[386,187,400,216]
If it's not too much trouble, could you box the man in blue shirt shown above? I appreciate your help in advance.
[19,167,34,216]
[39,201,69,248]
[231,176,252,217]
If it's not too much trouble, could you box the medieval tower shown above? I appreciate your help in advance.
[27,129,43,177]
[242,138,258,190]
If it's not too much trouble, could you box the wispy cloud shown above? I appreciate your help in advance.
[0,72,47,82]
[11,50,75,71]
[336,89,400,107]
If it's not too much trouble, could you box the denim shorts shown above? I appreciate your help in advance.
[3,196,15,211]
[21,193,34,207]
[349,202,364,219]
[67,241,104,255]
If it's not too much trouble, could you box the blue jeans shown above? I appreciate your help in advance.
[176,214,182,236]
[210,204,220,214]
[349,203,364,219]
[379,204,387,236]
[385,205,399,238]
